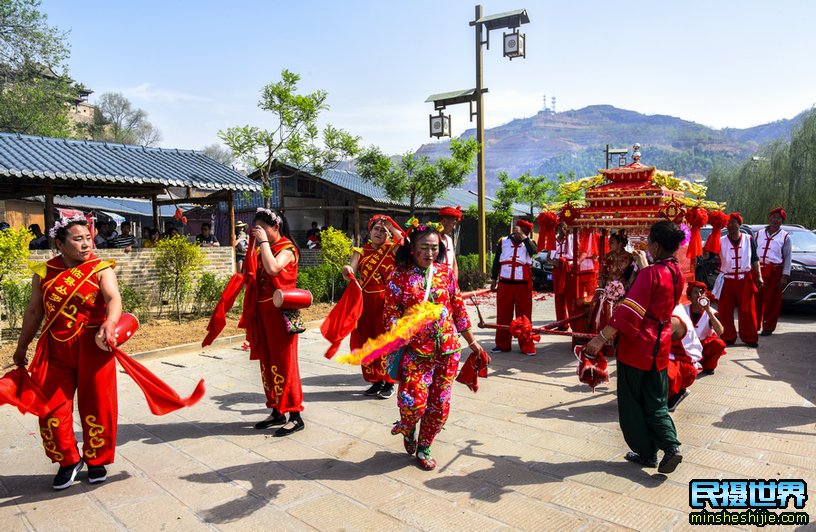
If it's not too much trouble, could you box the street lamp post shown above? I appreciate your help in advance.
[426,5,529,274]
[604,144,629,169]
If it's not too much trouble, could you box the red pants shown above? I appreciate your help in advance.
[700,335,727,371]
[667,357,697,396]
[35,329,118,467]
[552,267,570,325]
[352,291,394,383]
[755,263,784,333]
[253,302,303,413]
[718,277,758,344]
[394,349,460,448]
[495,281,533,352]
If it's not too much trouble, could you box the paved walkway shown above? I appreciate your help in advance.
[1,300,814,531]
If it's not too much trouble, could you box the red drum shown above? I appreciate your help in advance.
[273,289,313,309]
[114,313,140,346]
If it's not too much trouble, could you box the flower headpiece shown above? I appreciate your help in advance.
[404,216,443,237]
[256,207,281,225]
[48,214,86,238]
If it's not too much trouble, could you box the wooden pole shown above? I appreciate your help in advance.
[354,203,361,246]
[151,194,160,231]
[44,183,55,249]
[227,192,235,248]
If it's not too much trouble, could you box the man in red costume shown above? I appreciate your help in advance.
[684,281,726,374]
[667,305,703,412]
[755,207,791,336]
[490,219,538,355]
[714,213,763,347]
[342,214,404,399]
[437,206,461,280]
[548,221,572,329]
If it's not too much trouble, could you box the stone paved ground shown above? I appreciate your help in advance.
[1,299,814,531]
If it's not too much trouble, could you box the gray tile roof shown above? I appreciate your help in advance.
[0,133,260,191]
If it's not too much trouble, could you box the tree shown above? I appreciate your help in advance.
[202,143,236,167]
[0,0,76,137]
[357,138,479,217]
[319,227,352,302]
[88,92,162,146]
[219,69,360,209]
[153,236,205,323]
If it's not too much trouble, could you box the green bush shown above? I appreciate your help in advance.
[119,281,151,324]
[456,253,492,292]
[297,264,329,302]
[153,236,206,322]
[193,272,229,315]
[1,279,31,329]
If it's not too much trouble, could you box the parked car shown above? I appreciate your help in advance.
[531,250,554,291]
[748,224,816,306]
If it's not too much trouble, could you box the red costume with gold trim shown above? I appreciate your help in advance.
[30,256,118,467]
[351,241,398,383]
[245,238,304,413]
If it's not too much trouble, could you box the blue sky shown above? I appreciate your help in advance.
[43,0,816,155]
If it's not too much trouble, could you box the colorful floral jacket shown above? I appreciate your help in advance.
[383,263,471,356]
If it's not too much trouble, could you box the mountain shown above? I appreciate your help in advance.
[414,104,808,194]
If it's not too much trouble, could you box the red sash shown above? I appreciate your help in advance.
[358,243,395,293]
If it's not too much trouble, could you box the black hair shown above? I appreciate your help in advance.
[395,227,447,267]
[28,223,41,232]
[253,209,294,244]
[148,228,160,238]
[648,221,684,253]
[201,222,212,230]
[610,230,628,248]
[55,220,89,242]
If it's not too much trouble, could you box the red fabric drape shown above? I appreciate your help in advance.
[109,341,205,415]
[704,211,728,255]
[0,367,62,417]
[536,211,559,252]
[320,279,364,359]
[455,349,490,392]
[509,316,541,354]
[685,207,709,260]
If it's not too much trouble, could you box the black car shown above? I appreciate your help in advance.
[748,224,816,306]
[531,250,554,291]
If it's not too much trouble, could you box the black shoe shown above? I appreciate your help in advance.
[490,346,508,353]
[88,465,107,484]
[53,461,83,490]
[364,382,383,396]
[667,390,689,412]
[254,412,287,430]
[377,383,395,399]
[273,418,305,437]
[700,369,715,376]
[624,451,657,468]
[760,330,772,337]
[745,342,759,348]
[724,340,735,346]
[658,448,683,474]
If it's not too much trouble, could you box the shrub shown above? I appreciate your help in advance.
[119,281,151,324]
[456,253,492,292]
[1,279,31,329]
[319,227,352,301]
[153,236,206,322]
[297,264,329,303]
[193,272,229,315]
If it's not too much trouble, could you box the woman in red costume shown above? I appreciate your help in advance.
[247,208,305,436]
[341,214,404,399]
[10,217,204,491]
[384,219,484,470]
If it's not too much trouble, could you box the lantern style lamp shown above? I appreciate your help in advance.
[429,111,451,138]
[503,29,526,59]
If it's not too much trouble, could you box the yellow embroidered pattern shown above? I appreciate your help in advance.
[40,417,64,461]
[83,415,106,459]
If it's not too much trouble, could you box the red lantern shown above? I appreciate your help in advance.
[536,211,559,251]
[703,210,729,255]
[685,207,709,260]
[659,198,686,225]
[559,202,581,225]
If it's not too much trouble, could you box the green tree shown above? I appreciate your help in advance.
[0,0,76,137]
[153,236,206,323]
[319,227,351,302]
[86,92,162,146]
[219,69,360,209]
[357,138,479,217]
[0,226,33,342]
[202,143,236,167]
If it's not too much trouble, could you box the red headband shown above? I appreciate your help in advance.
[769,207,786,221]
[438,205,463,221]
[516,219,534,234]
[729,212,743,225]
[686,280,708,297]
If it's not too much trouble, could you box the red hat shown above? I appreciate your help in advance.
[769,207,787,221]
[685,280,708,298]
[728,212,743,225]
[516,219,534,234]
[438,205,463,221]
